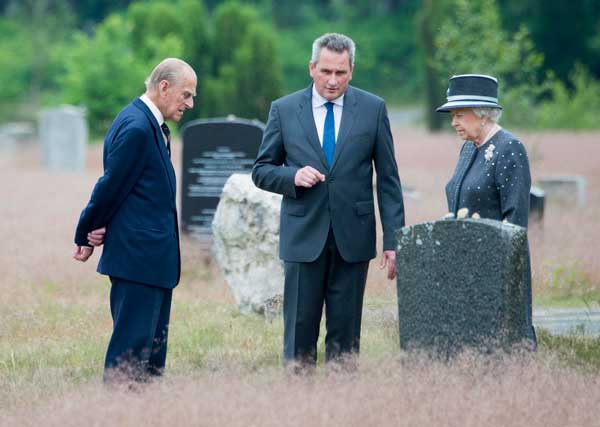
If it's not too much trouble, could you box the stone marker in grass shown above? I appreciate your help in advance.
[396,218,535,358]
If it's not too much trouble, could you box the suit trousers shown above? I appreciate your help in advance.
[104,277,172,382]
[283,230,369,366]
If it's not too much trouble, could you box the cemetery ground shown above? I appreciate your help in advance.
[2,125,600,426]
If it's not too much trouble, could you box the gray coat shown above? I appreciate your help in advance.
[252,85,405,263]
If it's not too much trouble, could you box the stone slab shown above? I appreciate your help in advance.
[396,218,531,357]
[180,117,264,247]
[39,105,87,171]
[536,175,586,208]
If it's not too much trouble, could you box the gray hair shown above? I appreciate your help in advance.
[473,107,503,123]
[144,58,195,90]
[311,33,355,66]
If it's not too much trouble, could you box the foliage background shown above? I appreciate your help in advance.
[1,0,599,134]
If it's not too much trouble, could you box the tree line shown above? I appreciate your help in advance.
[1,0,599,133]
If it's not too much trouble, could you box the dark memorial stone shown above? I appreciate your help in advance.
[529,186,545,223]
[180,118,265,245]
[396,218,530,358]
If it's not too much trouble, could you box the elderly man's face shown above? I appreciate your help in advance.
[309,48,353,101]
[159,70,197,122]
[450,108,484,142]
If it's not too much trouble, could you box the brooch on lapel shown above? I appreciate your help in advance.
[484,144,496,162]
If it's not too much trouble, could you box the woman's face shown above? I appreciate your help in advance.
[450,108,482,141]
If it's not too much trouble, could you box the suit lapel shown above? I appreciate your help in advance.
[133,99,177,199]
[297,86,329,169]
[330,86,356,171]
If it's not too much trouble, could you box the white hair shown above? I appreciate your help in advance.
[311,33,355,66]
[472,107,503,123]
[144,58,196,90]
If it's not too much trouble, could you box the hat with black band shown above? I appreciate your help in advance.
[436,74,502,112]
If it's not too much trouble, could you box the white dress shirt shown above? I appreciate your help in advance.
[312,85,343,146]
[140,94,168,145]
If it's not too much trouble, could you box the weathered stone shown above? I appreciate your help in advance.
[39,105,87,172]
[180,118,264,246]
[396,218,531,357]
[536,175,586,208]
[0,122,35,166]
[212,173,283,315]
[529,186,545,223]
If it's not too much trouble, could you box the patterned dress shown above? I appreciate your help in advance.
[445,128,536,346]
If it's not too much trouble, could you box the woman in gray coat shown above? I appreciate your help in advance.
[437,74,536,348]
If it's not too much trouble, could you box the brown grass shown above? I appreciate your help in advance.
[3,353,600,427]
[1,126,600,424]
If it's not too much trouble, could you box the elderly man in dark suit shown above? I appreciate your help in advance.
[73,58,196,382]
[253,33,405,370]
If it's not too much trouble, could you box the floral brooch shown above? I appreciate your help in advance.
[484,144,496,162]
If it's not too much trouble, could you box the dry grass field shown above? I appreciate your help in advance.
[1,124,600,425]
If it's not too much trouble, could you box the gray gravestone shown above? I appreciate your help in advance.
[39,105,87,171]
[180,117,264,246]
[536,175,586,208]
[0,122,35,166]
[396,218,531,358]
[529,186,545,223]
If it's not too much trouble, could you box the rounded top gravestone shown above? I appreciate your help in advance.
[39,105,88,172]
[180,117,265,247]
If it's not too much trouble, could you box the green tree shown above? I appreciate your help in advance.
[419,0,452,131]
[433,0,544,128]
[127,0,211,123]
[498,0,600,83]
[59,14,181,134]
[203,1,283,121]
[0,19,32,111]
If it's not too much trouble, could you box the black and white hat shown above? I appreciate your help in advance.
[436,74,502,112]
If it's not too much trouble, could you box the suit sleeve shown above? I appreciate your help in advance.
[373,101,405,251]
[495,139,531,228]
[74,122,149,246]
[252,102,300,198]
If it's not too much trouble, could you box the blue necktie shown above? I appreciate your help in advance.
[323,102,335,167]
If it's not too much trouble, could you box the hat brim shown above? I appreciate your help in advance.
[436,100,502,112]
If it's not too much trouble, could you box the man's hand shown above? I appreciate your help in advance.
[87,227,106,247]
[294,166,325,188]
[379,250,397,280]
[73,245,94,262]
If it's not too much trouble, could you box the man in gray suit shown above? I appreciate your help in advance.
[252,33,405,370]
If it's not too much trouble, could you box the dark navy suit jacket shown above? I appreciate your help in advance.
[74,98,180,289]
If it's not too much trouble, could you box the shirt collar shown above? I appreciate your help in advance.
[140,94,165,127]
[312,84,344,108]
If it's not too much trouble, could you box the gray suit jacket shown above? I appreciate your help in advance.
[252,85,405,263]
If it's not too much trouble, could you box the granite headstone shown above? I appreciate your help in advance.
[39,105,87,171]
[0,122,35,159]
[536,175,586,208]
[396,218,531,358]
[180,117,264,246]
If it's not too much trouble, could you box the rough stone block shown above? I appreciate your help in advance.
[212,173,283,315]
[396,218,531,357]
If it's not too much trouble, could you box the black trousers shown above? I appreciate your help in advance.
[283,231,369,365]
[104,277,172,382]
